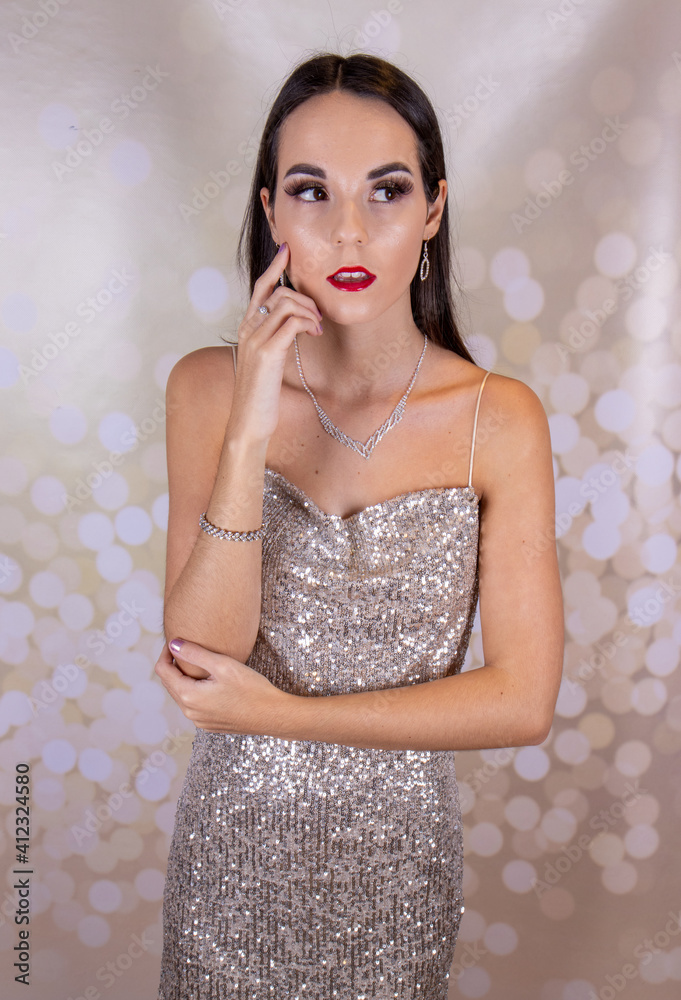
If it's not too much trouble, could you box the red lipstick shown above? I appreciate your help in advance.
[326,266,376,291]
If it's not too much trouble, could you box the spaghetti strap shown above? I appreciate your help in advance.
[468,370,491,488]
[231,343,237,375]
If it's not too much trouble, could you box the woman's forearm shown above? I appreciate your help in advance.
[163,430,268,668]
[274,663,553,752]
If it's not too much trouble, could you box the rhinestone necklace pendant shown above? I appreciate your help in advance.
[294,333,427,460]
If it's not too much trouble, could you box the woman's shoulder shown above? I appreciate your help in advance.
[475,365,546,418]
[166,344,236,398]
[464,365,552,500]
[165,345,237,433]
[438,350,546,421]
[167,343,235,382]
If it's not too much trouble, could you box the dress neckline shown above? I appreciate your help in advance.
[264,467,479,524]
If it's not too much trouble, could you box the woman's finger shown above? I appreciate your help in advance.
[253,294,323,340]
[249,242,289,315]
[167,639,221,674]
[249,246,323,326]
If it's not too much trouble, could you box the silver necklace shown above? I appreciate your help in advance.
[294,332,428,460]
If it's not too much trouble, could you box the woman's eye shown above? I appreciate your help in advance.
[285,181,410,202]
[296,185,325,201]
[372,182,410,202]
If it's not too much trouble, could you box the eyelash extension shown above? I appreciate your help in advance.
[283,178,414,201]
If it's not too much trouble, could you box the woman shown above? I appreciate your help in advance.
[155,52,564,999]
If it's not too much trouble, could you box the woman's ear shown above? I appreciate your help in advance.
[423,179,447,241]
[260,186,278,244]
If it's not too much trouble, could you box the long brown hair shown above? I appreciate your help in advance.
[233,51,475,362]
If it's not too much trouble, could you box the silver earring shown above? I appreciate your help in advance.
[275,242,285,286]
[419,240,430,282]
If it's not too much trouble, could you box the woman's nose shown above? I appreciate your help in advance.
[328,198,369,245]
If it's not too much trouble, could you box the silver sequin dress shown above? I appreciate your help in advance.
[158,355,491,1000]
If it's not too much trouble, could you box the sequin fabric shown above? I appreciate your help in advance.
[158,363,489,1000]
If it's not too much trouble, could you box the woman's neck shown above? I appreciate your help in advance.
[292,319,427,407]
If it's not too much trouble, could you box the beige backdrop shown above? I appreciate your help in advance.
[1,1,680,998]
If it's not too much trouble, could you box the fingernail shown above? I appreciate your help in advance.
[277,242,287,253]
[169,638,184,653]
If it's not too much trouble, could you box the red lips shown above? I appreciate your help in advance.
[326,266,376,291]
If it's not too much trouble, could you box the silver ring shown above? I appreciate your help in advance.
[259,305,269,315]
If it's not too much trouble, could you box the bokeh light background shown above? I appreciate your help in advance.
[1,1,680,998]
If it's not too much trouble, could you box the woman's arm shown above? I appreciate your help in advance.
[162,347,268,677]
[159,373,565,751]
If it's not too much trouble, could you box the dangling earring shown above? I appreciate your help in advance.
[275,242,285,286]
[419,239,430,282]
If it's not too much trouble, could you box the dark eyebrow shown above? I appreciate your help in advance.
[283,161,414,180]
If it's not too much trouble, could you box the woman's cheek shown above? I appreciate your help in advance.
[290,244,335,289]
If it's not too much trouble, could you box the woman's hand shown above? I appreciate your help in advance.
[154,639,291,735]
[227,242,324,446]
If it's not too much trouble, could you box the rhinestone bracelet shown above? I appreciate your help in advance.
[199,511,265,541]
